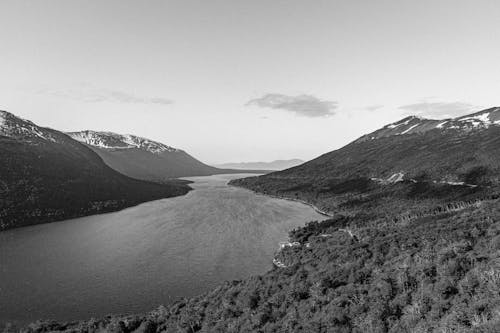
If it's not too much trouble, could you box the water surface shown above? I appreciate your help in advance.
[0,174,326,325]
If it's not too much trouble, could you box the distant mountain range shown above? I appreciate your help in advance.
[0,110,191,230]
[214,159,304,171]
[67,131,267,181]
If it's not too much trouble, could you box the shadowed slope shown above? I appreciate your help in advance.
[0,111,190,230]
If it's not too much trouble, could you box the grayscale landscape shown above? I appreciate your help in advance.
[1,1,500,332]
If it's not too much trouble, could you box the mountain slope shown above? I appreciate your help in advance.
[0,111,190,230]
[67,131,264,181]
[286,107,500,182]
[231,107,500,215]
[287,126,500,183]
[214,159,304,171]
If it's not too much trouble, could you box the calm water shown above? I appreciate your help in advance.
[0,174,326,325]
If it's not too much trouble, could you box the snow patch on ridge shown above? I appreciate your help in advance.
[68,130,181,154]
[358,107,500,143]
[0,110,57,142]
[400,124,419,135]
[458,112,493,128]
[436,121,448,128]
[386,117,415,129]
[0,111,7,131]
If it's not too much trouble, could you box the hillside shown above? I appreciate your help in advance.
[0,111,191,230]
[67,131,266,181]
[231,107,500,215]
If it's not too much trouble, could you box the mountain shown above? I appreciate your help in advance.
[231,107,500,214]
[67,130,266,181]
[355,106,500,143]
[0,111,190,230]
[214,159,304,170]
[285,107,500,182]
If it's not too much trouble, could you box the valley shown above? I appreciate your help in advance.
[0,174,325,327]
[9,107,500,332]
[0,111,266,231]
[3,2,499,332]
[68,131,266,181]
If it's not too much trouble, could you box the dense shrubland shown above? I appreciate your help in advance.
[230,175,496,220]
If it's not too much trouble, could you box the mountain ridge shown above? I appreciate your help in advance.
[356,106,500,143]
[67,130,268,181]
[0,110,59,142]
[67,130,181,154]
[0,110,191,230]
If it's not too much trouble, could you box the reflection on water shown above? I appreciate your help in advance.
[0,174,326,325]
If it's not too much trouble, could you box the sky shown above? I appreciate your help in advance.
[1,0,499,164]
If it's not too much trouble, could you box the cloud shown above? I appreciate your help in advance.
[363,105,384,112]
[398,102,478,118]
[36,86,173,105]
[246,93,337,117]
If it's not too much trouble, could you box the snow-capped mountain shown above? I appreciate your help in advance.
[0,110,190,230]
[0,110,58,142]
[237,107,500,188]
[356,107,500,142]
[67,130,181,154]
[67,130,263,181]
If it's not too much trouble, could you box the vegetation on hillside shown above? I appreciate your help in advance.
[243,127,500,186]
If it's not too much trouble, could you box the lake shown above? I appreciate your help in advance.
[0,174,326,325]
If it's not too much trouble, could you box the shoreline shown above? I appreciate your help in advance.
[228,182,333,218]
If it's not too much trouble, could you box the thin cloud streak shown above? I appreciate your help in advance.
[36,86,173,105]
[246,93,338,118]
[363,105,384,112]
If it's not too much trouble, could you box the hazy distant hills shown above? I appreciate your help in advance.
[214,159,304,171]
[0,111,190,230]
[67,131,266,181]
